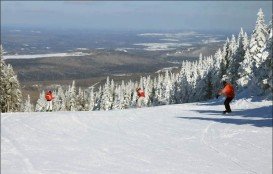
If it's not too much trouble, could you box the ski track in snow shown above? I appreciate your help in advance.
[1,99,272,174]
[201,122,258,174]
[2,123,41,174]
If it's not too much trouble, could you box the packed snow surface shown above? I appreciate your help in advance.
[1,98,272,174]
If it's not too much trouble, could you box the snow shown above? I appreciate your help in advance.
[113,73,132,77]
[160,39,179,42]
[30,30,41,34]
[3,52,93,60]
[76,48,89,51]
[138,32,197,38]
[1,98,272,174]
[134,43,192,51]
[202,38,224,44]
[10,30,21,32]
[156,66,179,73]
[115,48,128,53]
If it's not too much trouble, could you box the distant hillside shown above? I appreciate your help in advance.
[6,50,170,82]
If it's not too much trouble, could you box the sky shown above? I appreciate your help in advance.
[1,1,272,32]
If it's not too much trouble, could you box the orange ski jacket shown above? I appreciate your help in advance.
[220,83,235,98]
[45,92,55,101]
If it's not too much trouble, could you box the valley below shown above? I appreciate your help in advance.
[2,28,226,102]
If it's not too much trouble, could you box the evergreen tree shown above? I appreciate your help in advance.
[165,71,173,104]
[228,28,247,85]
[238,9,268,89]
[76,87,86,111]
[0,46,22,112]
[237,49,255,87]
[254,27,272,94]
[0,47,7,112]
[101,77,114,110]
[67,81,77,111]
[35,91,46,112]
[243,32,249,50]
[211,49,224,94]
[57,86,66,111]
[89,87,95,111]
[249,8,268,67]
[94,86,102,110]
[22,95,33,112]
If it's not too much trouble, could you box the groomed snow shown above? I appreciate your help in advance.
[1,98,272,174]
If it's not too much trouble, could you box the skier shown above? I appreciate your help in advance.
[216,81,235,114]
[136,87,145,108]
[45,90,55,112]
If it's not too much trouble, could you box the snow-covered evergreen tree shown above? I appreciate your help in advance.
[211,49,224,94]
[94,86,102,110]
[254,27,272,94]
[0,46,7,112]
[57,86,66,111]
[249,8,268,67]
[237,49,255,87]
[243,32,249,50]
[0,46,22,112]
[67,81,77,111]
[238,9,269,89]
[228,28,247,85]
[221,38,231,77]
[22,95,33,112]
[162,70,172,105]
[76,87,85,111]
[89,87,95,111]
[35,91,46,112]
[101,77,114,110]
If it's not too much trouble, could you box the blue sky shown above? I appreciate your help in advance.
[1,1,272,31]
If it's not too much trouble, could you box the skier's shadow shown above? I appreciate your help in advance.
[177,116,272,128]
[177,106,272,128]
[191,105,272,118]
[192,110,223,114]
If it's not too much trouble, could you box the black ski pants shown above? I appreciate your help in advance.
[224,97,233,112]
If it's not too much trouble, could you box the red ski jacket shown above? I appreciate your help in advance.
[45,92,55,101]
[137,90,145,98]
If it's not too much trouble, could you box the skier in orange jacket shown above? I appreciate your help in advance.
[45,91,55,112]
[136,87,145,108]
[217,81,235,114]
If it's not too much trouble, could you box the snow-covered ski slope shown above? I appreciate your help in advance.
[1,98,272,174]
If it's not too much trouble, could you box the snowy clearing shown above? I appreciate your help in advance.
[156,66,179,73]
[138,32,198,38]
[3,52,92,60]
[134,43,192,51]
[201,38,225,44]
[1,98,272,174]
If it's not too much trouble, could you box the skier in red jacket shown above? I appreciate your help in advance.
[217,81,235,114]
[45,90,55,112]
[136,87,145,108]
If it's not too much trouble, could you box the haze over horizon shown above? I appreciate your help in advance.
[1,1,272,32]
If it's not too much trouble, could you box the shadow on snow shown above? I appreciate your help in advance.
[177,105,272,128]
